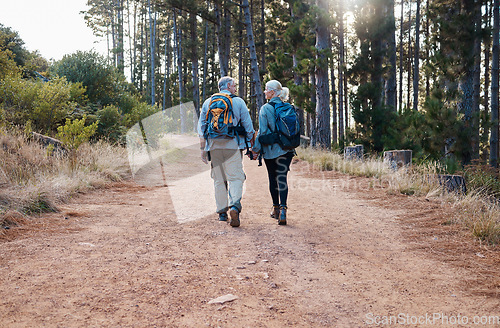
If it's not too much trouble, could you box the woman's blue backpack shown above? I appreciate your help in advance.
[259,102,300,150]
[274,102,300,150]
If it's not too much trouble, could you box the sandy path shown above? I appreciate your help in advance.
[0,146,499,327]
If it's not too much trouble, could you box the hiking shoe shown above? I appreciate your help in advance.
[270,205,280,219]
[278,206,287,225]
[218,212,228,221]
[229,207,240,227]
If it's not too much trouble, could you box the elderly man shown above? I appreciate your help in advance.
[197,76,255,227]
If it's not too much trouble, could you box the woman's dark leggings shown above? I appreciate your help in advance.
[264,152,294,207]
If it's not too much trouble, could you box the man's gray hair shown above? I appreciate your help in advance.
[218,76,235,91]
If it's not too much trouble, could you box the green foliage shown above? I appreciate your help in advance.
[350,83,398,152]
[50,50,125,106]
[0,76,76,133]
[122,101,159,128]
[0,49,19,79]
[420,88,468,161]
[0,24,30,67]
[56,115,98,152]
[96,105,124,143]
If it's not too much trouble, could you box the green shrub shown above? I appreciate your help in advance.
[56,115,98,152]
[0,76,76,133]
[50,50,125,106]
[96,105,124,143]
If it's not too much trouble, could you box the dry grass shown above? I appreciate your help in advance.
[0,128,129,230]
[297,147,500,245]
[297,147,389,178]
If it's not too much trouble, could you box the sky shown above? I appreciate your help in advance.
[0,0,108,61]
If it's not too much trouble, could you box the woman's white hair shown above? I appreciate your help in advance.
[280,87,290,102]
[266,80,282,97]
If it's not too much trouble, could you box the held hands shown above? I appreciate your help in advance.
[249,150,259,160]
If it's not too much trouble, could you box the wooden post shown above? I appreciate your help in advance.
[344,145,364,160]
[384,150,412,170]
[300,135,310,147]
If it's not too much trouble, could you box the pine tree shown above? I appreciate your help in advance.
[491,0,499,167]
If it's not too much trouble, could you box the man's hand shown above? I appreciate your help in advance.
[201,150,209,164]
[250,131,257,147]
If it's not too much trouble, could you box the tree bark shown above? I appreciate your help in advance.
[260,0,265,76]
[239,0,245,99]
[190,10,200,120]
[425,0,430,97]
[202,20,209,101]
[338,0,345,141]
[329,33,337,145]
[313,0,331,149]
[127,0,134,82]
[407,3,412,109]
[173,9,186,133]
[148,0,156,106]
[162,32,168,111]
[215,2,228,76]
[483,2,492,162]
[116,0,124,74]
[413,0,420,111]
[329,38,337,145]
[386,0,397,111]
[399,0,404,112]
[472,0,481,161]
[490,0,499,167]
[242,0,264,112]
[224,4,231,73]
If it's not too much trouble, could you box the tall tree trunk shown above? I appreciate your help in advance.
[407,3,412,109]
[224,4,232,74]
[338,0,345,141]
[459,0,480,162]
[116,0,124,74]
[148,0,156,106]
[399,0,404,112]
[111,3,117,68]
[238,0,246,99]
[425,0,430,97]
[163,13,172,112]
[242,0,264,112]
[260,0,265,75]
[127,0,134,83]
[329,34,337,145]
[490,0,499,167]
[190,10,200,127]
[313,0,331,149]
[484,2,492,162]
[472,0,481,160]
[309,73,317,139]
[413,0,421,111]
[173,9,186,133]
[344,46,348,130]
[202,20,209,101]
[215,2,228,76]
[386,0,397,111]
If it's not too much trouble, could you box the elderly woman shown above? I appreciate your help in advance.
[251,80,295,225]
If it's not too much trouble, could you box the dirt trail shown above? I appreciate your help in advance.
[1,144,500,327]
